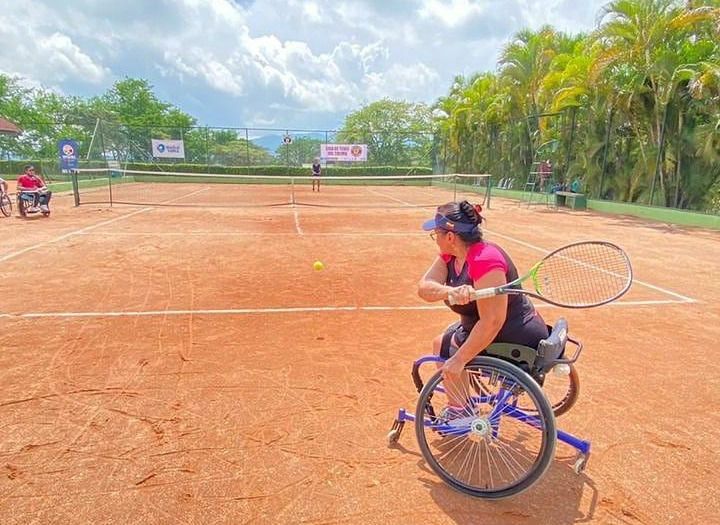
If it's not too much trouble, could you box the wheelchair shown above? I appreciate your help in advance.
[387,318,589,499]
[0,191,11,217]
[17,191,50,218]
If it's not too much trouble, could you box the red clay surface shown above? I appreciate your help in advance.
[1,184,719,524]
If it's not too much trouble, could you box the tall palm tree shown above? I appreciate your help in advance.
[593,0,718,204]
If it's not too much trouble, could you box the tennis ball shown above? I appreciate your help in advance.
[313,260,325,271]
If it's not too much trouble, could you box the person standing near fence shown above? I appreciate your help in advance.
[538,160,552,191]
[311,158,321,192]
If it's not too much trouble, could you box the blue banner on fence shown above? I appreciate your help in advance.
[58,139,79,171]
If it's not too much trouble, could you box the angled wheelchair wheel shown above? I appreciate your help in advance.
[0,193,11,217]
[517,363,580,417]
[415,356,556,499]
[17,194,31,217]
[544,363,579,417]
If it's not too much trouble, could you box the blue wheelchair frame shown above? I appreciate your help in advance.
[392,355,590,455]
[389,320,591,498]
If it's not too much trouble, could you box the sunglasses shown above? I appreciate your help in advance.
[429,229,450,241]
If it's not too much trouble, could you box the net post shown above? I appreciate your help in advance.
[71,170,80,206]
[108,169,113,207]
[485,174,492,209]
[245,128,250,176]
[97,119,112,207]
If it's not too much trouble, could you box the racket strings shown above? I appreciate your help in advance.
[534,243,632,307]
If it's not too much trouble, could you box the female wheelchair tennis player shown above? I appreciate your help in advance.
[387,201,631,498]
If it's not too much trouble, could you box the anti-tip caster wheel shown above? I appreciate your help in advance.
[387,420,404,446]
[573,452,590,474]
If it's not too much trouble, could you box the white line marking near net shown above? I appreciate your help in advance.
[292,200,304,235]
[365,187,424,207]
[0,299,695,320]
[73,231,426,237]
[161,187,210,204]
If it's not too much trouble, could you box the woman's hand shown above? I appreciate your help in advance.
[441,355,466,379]
[447,285,475,305]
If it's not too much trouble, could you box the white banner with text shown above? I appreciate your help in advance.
[151,139,185,159]
[320,144,368,162]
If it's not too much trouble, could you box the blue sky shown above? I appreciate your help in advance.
[1,0,608,131]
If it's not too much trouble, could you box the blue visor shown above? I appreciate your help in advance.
[421,213,477,233]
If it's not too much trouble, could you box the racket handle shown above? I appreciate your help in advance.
[470,288,499,301]
[447,287,497,305]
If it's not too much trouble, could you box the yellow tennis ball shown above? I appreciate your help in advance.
[313,260,325,271]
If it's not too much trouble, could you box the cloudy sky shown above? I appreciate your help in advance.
[1,0,609,131]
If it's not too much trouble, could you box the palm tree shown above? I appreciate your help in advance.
[593,0,718,204]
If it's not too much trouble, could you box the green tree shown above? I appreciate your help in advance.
[89,78,196,163]
[274,136,323,166]
[337,99,434,166]
[431,0,720,212]
[593,0,718,205]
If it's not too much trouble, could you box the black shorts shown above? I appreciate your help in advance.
[439,321,470,359]
[439,314,549,359]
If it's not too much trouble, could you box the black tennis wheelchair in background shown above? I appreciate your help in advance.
[388,317,589,499]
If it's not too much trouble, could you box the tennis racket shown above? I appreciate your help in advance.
[449,240,632,308]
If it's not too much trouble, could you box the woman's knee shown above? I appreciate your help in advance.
[432,333,444,355]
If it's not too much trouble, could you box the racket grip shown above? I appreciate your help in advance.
[447,287,497,305]
[470,288,498,301]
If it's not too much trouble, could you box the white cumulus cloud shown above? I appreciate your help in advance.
[0,0,610,129]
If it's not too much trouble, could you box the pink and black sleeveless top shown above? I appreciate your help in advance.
[442,242,546,347]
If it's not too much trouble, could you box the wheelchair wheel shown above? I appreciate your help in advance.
[518,363,580,417]
[0,193,11,217]
[17,194,33,217]
[544,363,579,417]
[414,356,556,499]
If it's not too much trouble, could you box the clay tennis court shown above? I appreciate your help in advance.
[1,182,719,524]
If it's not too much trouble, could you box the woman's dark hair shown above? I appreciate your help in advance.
[437,200,484,243]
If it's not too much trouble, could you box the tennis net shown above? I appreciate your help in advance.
[72,168,492,209]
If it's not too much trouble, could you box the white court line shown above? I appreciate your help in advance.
[0,187,210,264]
[160,186,210,205]
[0,299,694,320]
[365,187,409,205]
[74,231,426,237]
[292,196,304,236]
[365,187,434,207]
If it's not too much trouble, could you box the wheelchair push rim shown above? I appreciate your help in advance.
[414,355,557,499]
[517,363,580,418]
